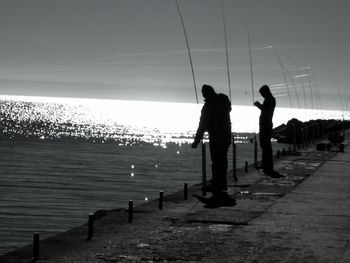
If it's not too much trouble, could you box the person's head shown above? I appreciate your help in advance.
[201,84,216,99]
[259,85,272,98]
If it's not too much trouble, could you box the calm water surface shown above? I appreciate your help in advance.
[0,96,287,254]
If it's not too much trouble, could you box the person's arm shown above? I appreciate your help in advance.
[191,132,203,148]
[254,101,263,110]
[192,106,208,148]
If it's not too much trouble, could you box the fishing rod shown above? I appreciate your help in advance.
[295,68,315,113]
[300,66,314,110]
[288,56,308,110]
[174,0,199,105]
[247,31,255,104]
[246,30,259,168]
[335,81,345,117]
[284,66,301,109]
[273,47,293,108]
[253,44,295,110]
[311,70,323,112]
[221,0,232,101]
[174,0,208,193]
[221,0,239,180]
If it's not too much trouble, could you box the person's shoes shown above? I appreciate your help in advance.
[263,169,284,178]
[201,184,216,193]
[262,169,273,175]
[203,192,237,209]
[201,184,227,194]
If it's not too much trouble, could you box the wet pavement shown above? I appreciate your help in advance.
[1,142,349,263]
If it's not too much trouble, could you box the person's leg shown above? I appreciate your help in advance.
[260,129,273,171]
[209,140,229,193]
[265,134,273,170]
[260,132,268,170]
[201,140,236,208]
[215,142,229,191]
[260,131,284,177]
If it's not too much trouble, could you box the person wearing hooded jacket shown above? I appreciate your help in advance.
[254,85,283,178]
[192,84,236,208]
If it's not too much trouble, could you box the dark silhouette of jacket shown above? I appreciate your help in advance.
[193,93,231,145]
[254,85,276,171]
[192,85,232,193]
[258,90,276,131]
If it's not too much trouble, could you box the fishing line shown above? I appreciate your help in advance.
[174,0,199,105]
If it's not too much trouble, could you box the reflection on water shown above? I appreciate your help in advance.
[0,95,201,145]
[0,95,294,255]
[2,95,348,143]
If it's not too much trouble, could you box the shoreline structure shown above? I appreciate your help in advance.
[1,130,349,262]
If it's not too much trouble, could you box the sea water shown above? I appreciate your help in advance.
[0,96,289,254]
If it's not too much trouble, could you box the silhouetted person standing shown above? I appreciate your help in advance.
[254,85,282,177]
[192,84,236,208]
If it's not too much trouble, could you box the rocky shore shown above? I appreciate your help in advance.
[273,118,350,145]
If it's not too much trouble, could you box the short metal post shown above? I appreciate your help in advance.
[159,191,164,210]
[128,200,133,223]
[31,232,39,263]
[245,161,248,173]
[293,124,297,152]
[86,213,94,241]
[276,150,280,159]
[184,183,188,200]
[322,123,325,139]
[201,142,207,196]
[254,133,258,168]
[282,148,286,155]
[232,134,237,183]
[301,128,305,148]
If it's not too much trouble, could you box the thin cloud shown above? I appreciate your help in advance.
[294,74,310,78]
[109,46,246,59]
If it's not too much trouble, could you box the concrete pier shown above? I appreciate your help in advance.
[1,140,349,262]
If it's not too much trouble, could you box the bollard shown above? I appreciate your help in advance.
[31,232,39,263]
[276,150,280,159]
[254,133,258,169]
[245,161,248,173]
[184,183,188,200]
[301,129,305,148]
[293,124,297,152]
[86,213,94,241]
[159,191,164,210]
[232,134,237,183]
[128,200,133,223]
[201,142,207,196]
[305,128,309,146]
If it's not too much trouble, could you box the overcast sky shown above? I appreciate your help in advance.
[0,0,349,110]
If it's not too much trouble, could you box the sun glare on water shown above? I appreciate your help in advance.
[0,95,348,142]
